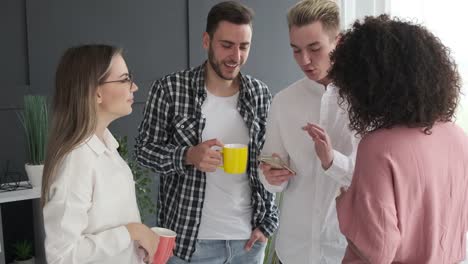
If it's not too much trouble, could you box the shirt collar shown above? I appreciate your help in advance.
[192,61,252,98]
[304,78,337,96]
[193,63,206,97]
[85,129,119,156]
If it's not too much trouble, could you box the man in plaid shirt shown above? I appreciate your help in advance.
[135,1,279,263]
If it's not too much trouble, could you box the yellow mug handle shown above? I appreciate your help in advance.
[218,149,224,169]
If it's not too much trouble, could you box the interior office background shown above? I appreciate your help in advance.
[1,0,467,263]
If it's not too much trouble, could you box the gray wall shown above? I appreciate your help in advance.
[26,0,189,150]
[1,0,188,180]
[1,0,29,181]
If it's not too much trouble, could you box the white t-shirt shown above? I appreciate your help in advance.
[43,129,143,264]
[197,89,253,240]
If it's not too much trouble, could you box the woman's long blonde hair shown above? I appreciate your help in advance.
[41,44,122,207]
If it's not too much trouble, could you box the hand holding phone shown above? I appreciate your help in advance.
[258,155,296,174]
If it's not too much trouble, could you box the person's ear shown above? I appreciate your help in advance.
[96,88,103,104]
[202,32,211,51]
[335,33,342,44]
[330,32,341,49]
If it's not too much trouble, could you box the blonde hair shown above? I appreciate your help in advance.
[41,44,122,207]
[287,0,340,34]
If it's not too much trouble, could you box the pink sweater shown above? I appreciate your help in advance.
[336,122,468,264]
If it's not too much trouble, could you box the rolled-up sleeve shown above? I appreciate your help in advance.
[322,129,359,186]
[135,80,190,176]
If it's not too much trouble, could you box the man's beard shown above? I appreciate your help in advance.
[208,46,239,81]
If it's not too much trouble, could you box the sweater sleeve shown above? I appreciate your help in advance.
[336,137,401,264]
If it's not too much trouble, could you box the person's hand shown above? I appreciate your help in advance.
[139,229,159,264]
[244,228,268,251]
[302,123,334,170]
[260,154,294,186]
[126,223,159,264]
[185,138,223,172]
[336,187,347,203]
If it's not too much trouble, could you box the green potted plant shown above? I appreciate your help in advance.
[117,136,156,219]
[18,95,48,188]
[12,240,34,264]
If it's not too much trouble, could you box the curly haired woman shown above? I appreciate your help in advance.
[331,15,468,263]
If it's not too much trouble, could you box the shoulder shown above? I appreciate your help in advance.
[48,142,97,196]
[152,65,203,93]
[241,74,272,112]
[359,129,395,152]
[68,142,97,165]
[241,74,270,97]
[272,78,310,105]
[57,141,97,177]
[160,66,200,83]
[438,122,468,140]
[358,127,425,162]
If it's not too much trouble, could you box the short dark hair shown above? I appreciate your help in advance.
[329,15,461,135]
[206,1,254,37]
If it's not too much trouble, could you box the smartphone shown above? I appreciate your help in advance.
[258,155,296,174]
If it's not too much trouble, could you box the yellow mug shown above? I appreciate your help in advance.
[220,144,248,174]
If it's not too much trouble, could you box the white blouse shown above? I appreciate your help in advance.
[43,129,144,264]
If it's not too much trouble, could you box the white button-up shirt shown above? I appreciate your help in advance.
[259,78,359,264]
[43,129,143,264]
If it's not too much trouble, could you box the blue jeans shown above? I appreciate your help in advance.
[167,239,266,264]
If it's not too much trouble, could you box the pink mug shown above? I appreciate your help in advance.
[151,227,176,264]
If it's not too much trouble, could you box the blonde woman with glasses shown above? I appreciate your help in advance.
[42,44,159,264]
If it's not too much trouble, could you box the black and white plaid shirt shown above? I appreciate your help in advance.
[135,63,279,261]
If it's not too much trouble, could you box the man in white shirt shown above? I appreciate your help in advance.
[259,0,359,263]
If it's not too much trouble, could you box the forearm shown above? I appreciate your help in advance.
[254,184,279,237]
[257,216,279,237]
[135,79,190,175]
[258,167,288,193]
[323,149,355,185]
[135,140,190,175]
[45,225,131,264]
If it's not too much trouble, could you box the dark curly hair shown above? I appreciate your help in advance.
[329,14,461,135]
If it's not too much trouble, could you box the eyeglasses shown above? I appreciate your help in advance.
[100,73,134,90]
